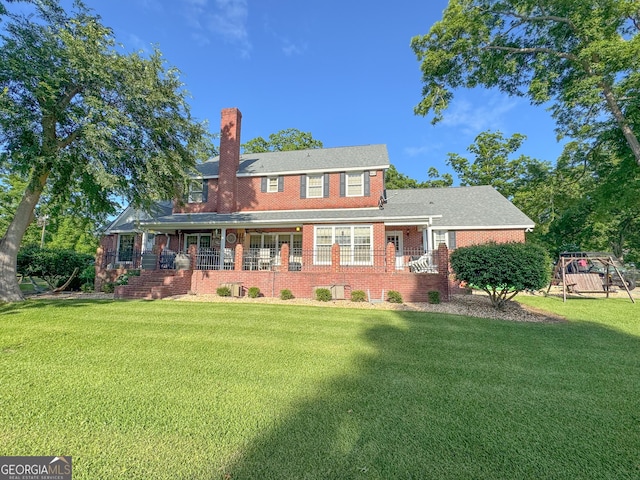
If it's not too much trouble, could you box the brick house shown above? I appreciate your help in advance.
[96,108,534,301]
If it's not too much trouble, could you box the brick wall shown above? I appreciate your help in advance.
[456,229,525,247]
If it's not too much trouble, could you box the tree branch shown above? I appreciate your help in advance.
[57,127,81,149]
[502,10,578,32]
[484,45,578,62]
[56,84,82,111]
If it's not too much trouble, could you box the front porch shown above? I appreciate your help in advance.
[96,243,451,302]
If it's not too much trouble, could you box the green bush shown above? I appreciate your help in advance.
[17,246,94,290]
[217,286,232,297]
[102,282,115,293]
[280,289,294,300]
[387,290,403,304]
[350,290,367,302]
[428,290,440,304]
[80,283,94,293]
[450,242,550,308]
[315,288,332,302]
[247,286,261,298]
[115,270,140,286]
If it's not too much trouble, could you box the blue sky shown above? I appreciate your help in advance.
[72,0,565,183]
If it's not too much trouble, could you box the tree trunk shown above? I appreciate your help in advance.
[601,83,640,167]
[0,169,49,303]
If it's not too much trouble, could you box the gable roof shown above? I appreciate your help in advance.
[196,144,390,178]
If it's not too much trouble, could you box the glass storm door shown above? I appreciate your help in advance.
[386,231,404,268]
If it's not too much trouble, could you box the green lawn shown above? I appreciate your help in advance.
[0,298,638,479]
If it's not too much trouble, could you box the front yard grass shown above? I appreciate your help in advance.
[0,298,638,479]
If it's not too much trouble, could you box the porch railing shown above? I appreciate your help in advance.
[100,247,440,273]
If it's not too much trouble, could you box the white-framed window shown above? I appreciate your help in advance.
[267,177,279,193]
[184,233,211,252]
[188,180,204,203]
[346,172,364,196]
[117,234,136,262]
[314,225,372,265]
[307,174,324,198]
[433,230,448,247]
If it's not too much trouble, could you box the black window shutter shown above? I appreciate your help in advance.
[202,179,208,202]
[364,171,370,196]
[448,231,456,249]
[340,172,346,197]
[278,176,284,192]
[261,177,267,192]
[323,173,330,198]
[300,175,306,198]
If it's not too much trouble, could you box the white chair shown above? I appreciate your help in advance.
[258,248,272,270]
[408,253,433,273]
[223,248,234,269]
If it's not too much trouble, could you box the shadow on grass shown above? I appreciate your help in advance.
[222,311,640,479]
[0,299,114,315]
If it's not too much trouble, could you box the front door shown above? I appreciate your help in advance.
[386,231,404,268]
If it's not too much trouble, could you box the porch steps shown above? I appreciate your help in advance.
[114,270,192,300]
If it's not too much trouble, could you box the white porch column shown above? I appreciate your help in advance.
[219,228,227,269]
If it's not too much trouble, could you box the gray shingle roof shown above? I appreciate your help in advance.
[105,185,533,232]
[196,144,390,177]
[384,186,534,228]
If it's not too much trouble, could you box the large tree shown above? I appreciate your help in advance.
[242,128,323,153]
[411,0,640,167]
[0,1,213,302]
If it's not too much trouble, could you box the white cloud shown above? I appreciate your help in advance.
[281,39,307,56]
[404,145,436,157]
[125,34,150,53]
[440,94,518,135]
[180,0,251,56]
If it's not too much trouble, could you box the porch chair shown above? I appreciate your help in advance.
[258,248,273,270]
[223,248,235,269]
[408,253,433,273]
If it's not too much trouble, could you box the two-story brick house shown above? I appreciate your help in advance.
[97,108,534,301]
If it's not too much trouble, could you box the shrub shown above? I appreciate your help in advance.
[428,290,440,304]
[247,287,261,298]
[280,289,294,300]
[350,290,367,302]
[315,288,332,302]
[102,282,115,293]
[115,270,140,286]
[387,290,403,303]
[80,283,94,293]
[17,246,94,290]
[450,242,550,309]
[216,286,232,297]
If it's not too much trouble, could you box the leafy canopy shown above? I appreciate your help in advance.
[242,128,323,153]
[0,0,213,302]
[412,0,640,166]
[0,0,214,215]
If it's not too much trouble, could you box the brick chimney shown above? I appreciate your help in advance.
[218,108,242,214]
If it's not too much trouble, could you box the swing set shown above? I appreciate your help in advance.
[548,252,635,303]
